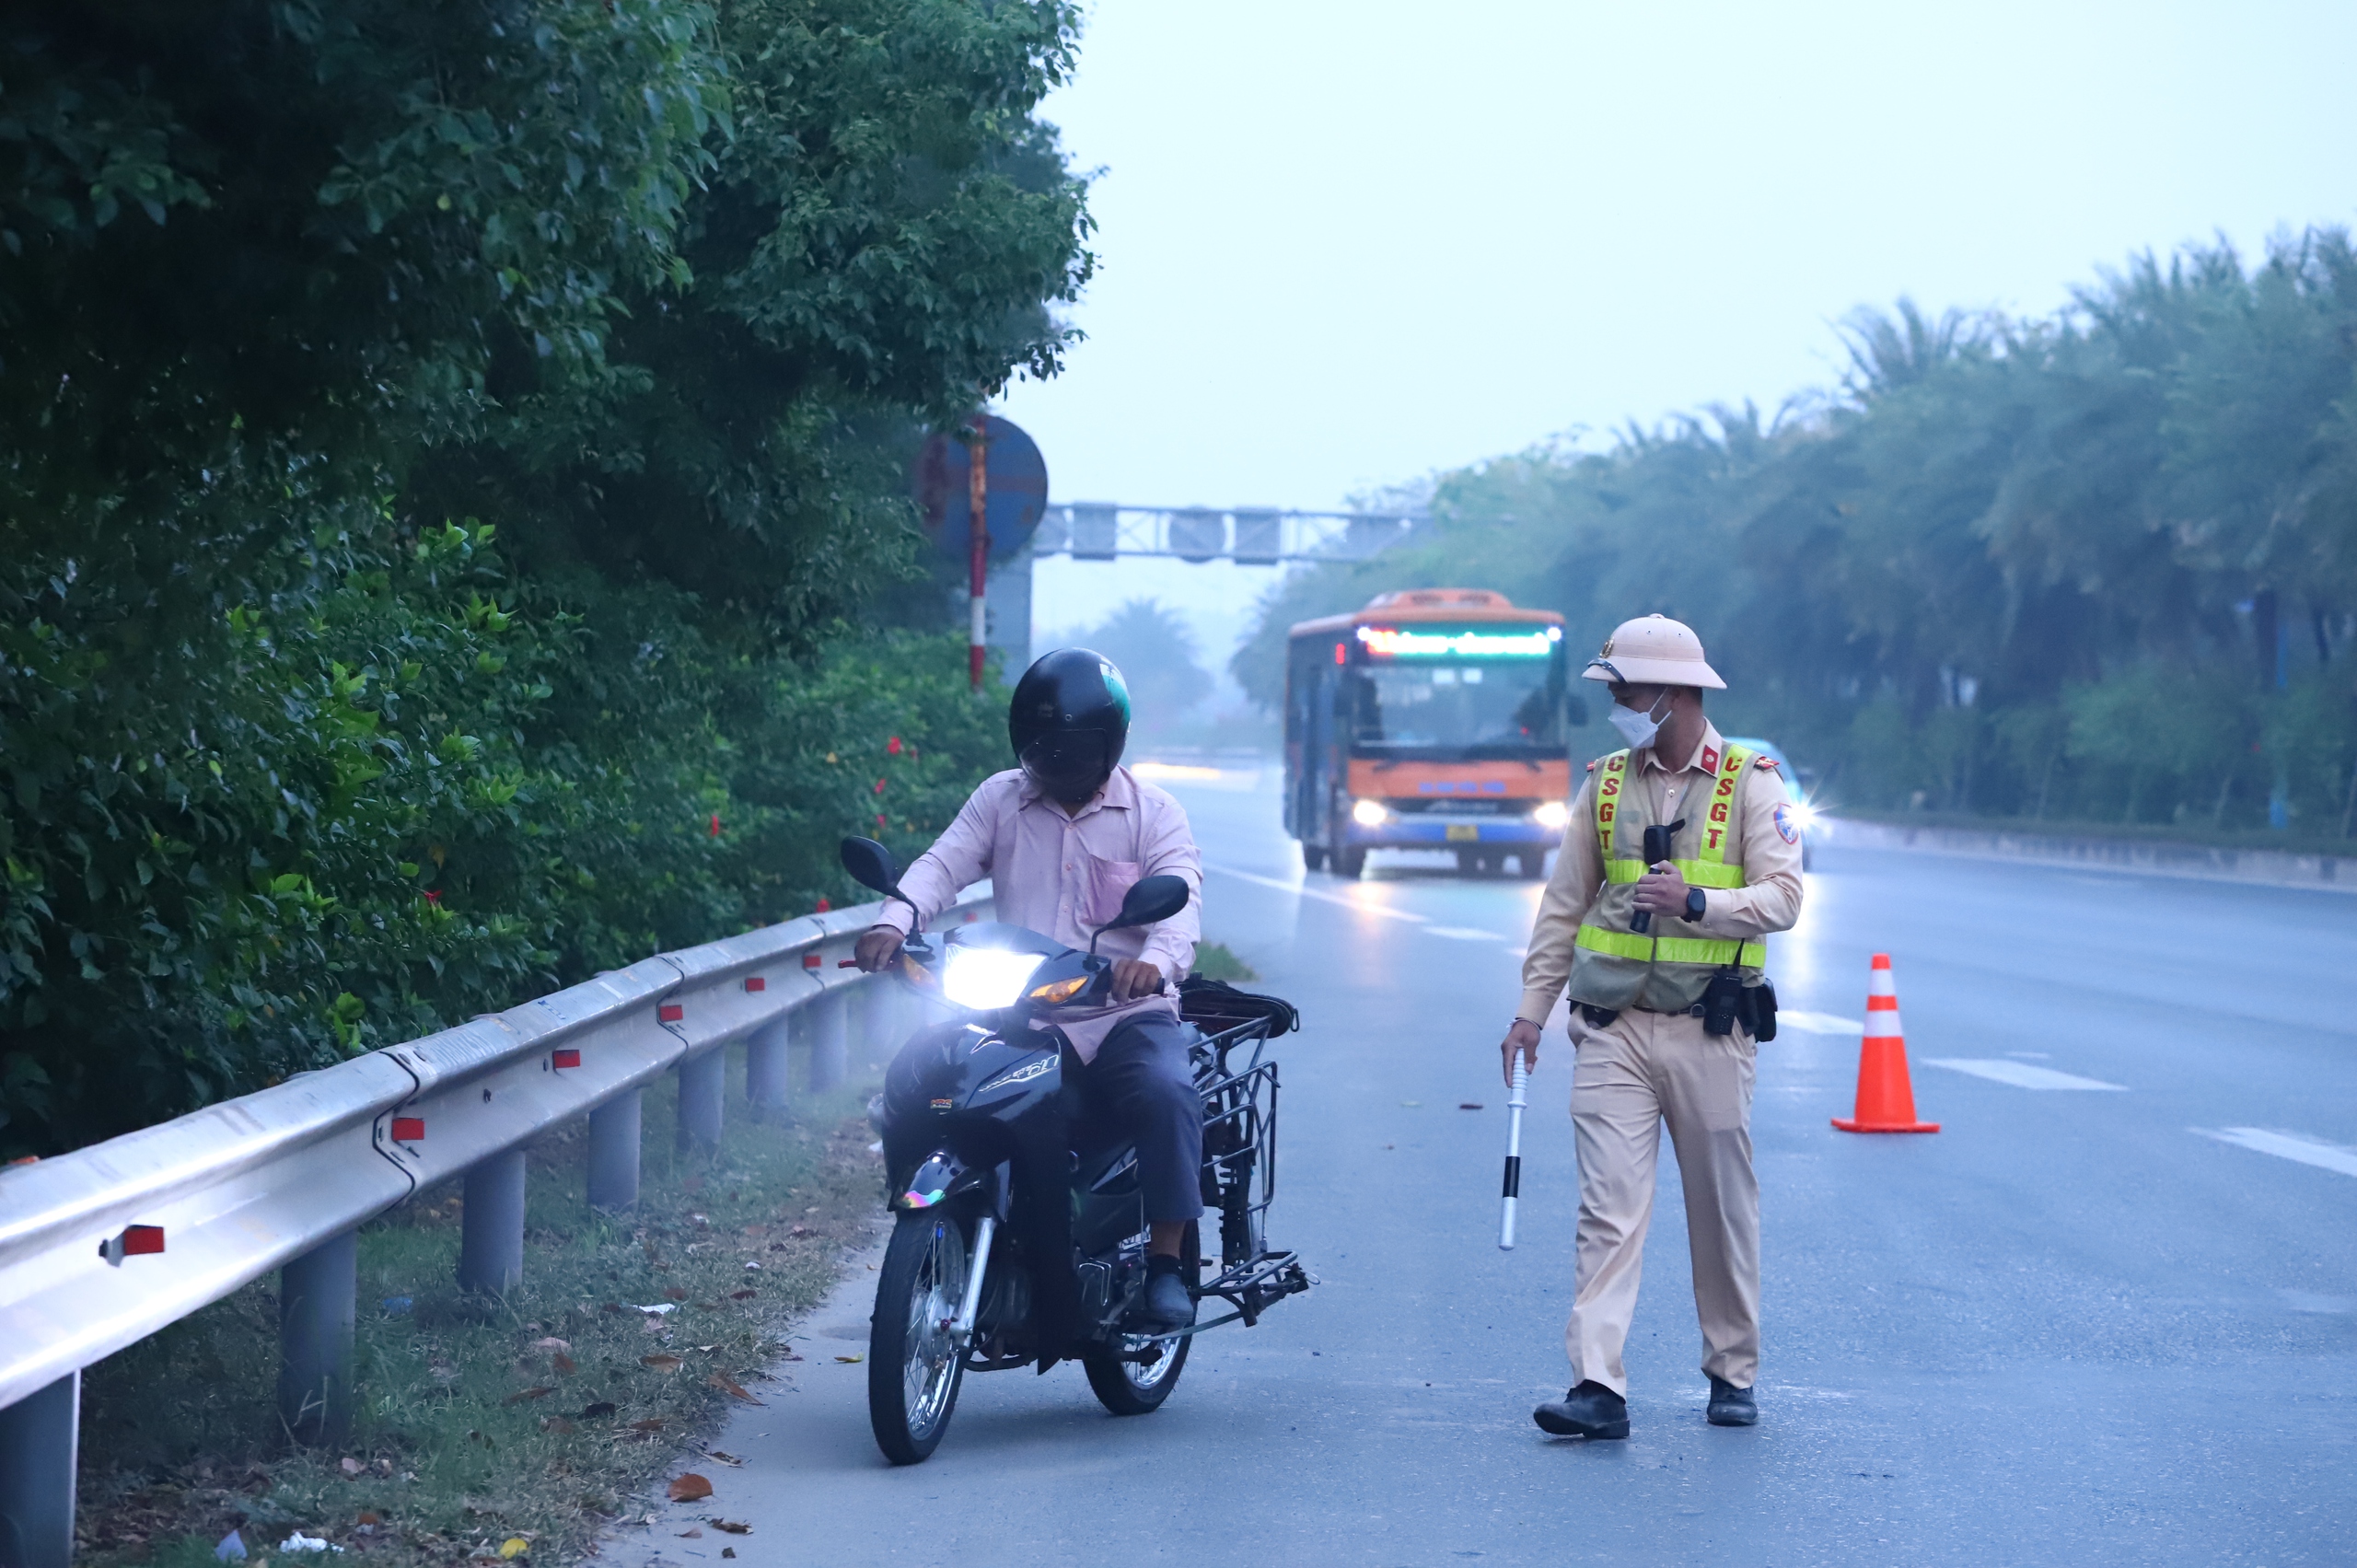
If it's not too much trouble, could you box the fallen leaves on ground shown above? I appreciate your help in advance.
[499,1539,529,1559]
[641,1354,682,1373]
[580,1401,618,1419]
[728,1288,757,1300]
[707,1521,752,1536]
[676,1529,702,1540]
[662,1286,689,1302]
[667,1475,713,1504]
[552,1353,576,1376]
[540,1417,576,1435]
[529,1337,572,1353]
[833,1353,864,1364]
[339,1458,363,1476]
[501,1387,554,1406]
[706,1373,763,1406]
[704,1451,744,1468]
[630,1419,667,1434]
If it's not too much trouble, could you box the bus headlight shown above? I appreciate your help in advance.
[1532,799,1572,830]
[1351,797,1391,827]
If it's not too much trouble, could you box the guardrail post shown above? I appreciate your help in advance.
[677,1048,725,1151]
[807,989,848,1094]
[587,1088,642,1214]
[861,980,903,1071]
[0,1370,77,1568]
[745,1018,790,1121]
[457,1148,527,1294]
[278,1229,356,1446]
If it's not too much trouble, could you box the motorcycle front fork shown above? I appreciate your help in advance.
[948,1215,995,1344]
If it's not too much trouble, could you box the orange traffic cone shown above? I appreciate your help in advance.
[1831,953,1940,1133]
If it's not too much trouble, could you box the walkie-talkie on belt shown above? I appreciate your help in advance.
[1627,819,1685,935]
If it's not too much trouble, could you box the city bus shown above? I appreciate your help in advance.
[1283,589,1574,879]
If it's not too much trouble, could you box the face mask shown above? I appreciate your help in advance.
[1608,691,1671,751]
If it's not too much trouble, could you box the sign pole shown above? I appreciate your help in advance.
[967,417,989,692]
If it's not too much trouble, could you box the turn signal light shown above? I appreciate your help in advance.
[1027,974,1090,1004]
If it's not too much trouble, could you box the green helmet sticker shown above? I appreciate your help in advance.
[1098,660,1132,725]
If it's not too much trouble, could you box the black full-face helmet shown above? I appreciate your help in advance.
[1009,647,1132,804]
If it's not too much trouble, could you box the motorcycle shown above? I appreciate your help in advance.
[838,836,1314,1465]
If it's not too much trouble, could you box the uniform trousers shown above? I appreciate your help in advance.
[1565,1005,1759,1393]
[1071,1015,1204,1224]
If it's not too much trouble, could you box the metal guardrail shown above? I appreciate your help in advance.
[0,888,991,1568]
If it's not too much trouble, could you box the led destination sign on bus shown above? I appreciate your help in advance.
[1354,624,1562,659]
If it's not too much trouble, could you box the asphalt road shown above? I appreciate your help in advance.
[676,763,2357,1567]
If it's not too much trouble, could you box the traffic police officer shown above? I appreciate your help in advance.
[1499,613,1803,1436]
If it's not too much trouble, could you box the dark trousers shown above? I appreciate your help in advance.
[1074,1014,1204,1224]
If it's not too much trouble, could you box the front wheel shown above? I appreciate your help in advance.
[1300,842,1327,873]
[1330,842,1366,879]
[868,1212,970,1465]
[1083,1224,1198,1416]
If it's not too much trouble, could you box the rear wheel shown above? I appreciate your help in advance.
[1330,843,1366,878]
[1301,842,1327,873]
[1083,1224,1198,1416]
[867,1212,970,1465]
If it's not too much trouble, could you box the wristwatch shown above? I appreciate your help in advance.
[1683,887,1708,922]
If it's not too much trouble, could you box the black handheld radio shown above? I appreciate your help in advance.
[1626,819,1685,935]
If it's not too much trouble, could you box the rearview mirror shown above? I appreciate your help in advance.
[839,836,901,898]
[1101,874,1190,934]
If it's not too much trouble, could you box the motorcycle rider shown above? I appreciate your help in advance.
[853,648,1205,1332]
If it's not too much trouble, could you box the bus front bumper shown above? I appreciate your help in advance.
[1345,816,1563,848]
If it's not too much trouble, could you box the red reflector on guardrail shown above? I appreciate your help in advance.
[802,953,821,970]
[659,1004,684,1023]
[100,1224,167,1264]
[744,977,765,992]
[552,1048,581,1069]
[391,1117,424,1142]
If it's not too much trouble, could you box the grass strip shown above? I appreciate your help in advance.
[76,1044,884,1568]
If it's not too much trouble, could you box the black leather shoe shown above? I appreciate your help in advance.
[1130,1257,1195,1332]
[1706,1376,1757,1426]
[1532,1380,1630,1439]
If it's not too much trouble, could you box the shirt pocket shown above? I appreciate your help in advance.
[1082,854,1145,930]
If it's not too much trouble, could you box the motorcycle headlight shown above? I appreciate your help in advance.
[1532,798,1572,830]
[938,946,1047,1010]
[1351,797,1390,827]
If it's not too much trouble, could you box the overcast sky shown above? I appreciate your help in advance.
[1010,0,2357,668]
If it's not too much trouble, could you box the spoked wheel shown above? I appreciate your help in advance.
[1083,1224,1198,1417]
[868,1211,970,1465]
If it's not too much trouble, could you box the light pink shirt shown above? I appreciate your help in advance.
[875,765,1202,1062]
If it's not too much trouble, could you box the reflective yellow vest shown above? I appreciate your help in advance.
[1564,743,1767,1014]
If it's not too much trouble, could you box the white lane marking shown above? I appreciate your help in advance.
[1424,926,1506,940]
[2006,1051,2051,1060]
[1205,864,1427,923]
[2194,1127,2357,1180]
[1922,1058,2127,1091]
[1778,1011,1864,1035]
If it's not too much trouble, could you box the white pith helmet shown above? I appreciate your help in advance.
[1580,613,1725,691]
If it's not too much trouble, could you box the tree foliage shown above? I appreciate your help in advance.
[0,0,1089,1154]
[1239,230,2357,833]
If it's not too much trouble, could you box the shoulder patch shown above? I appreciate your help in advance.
[1585,759,1597,772]
[1754,755,1781,770]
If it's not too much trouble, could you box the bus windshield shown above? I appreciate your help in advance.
[1348,656,1565,758]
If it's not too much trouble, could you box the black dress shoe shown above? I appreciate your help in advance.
[1706,1376,1757,1426]
[1129,1257,1196,1332]
[1532,1380,1630,1439]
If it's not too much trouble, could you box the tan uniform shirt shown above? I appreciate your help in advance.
[1517,720,1804,1024]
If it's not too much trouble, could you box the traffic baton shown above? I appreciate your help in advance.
[1499,1056,1529,1250]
